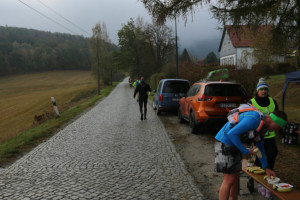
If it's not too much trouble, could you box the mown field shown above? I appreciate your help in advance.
[0,71,119,166]
[0,71,98,144]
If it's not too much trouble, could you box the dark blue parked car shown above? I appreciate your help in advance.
[152,79,190,115]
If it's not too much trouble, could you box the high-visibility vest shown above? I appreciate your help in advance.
[133,80,141,88]
[251,97,276,138]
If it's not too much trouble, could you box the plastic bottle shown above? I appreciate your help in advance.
[260,187,266,196]
[265,189,272,198]
[292,134,296,144]
[290,124,293,134]
[289,123,294,144]
[285,133,288,144]
[257,184,262,193]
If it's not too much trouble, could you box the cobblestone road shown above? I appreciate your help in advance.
[0,79,203,200]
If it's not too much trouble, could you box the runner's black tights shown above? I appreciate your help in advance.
[139,98,147,117]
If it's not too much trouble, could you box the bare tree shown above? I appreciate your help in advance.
[89,22,111,94]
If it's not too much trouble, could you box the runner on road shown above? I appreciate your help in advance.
[133,77,151,120]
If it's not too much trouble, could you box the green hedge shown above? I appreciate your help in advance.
[149,72,167,90]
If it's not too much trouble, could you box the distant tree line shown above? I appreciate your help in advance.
[0,26,107,76]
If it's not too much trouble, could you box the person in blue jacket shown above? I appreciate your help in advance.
[215,109,287,200]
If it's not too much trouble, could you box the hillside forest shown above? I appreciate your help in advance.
[0,26,95,75]
[0,22,219,84]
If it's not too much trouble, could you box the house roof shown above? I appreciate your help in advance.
[218,25,271,52]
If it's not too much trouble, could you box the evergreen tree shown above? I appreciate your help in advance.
[180,48,191,62]
[205,51,218,64]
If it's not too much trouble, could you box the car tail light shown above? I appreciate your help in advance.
[198,94,213,101]
[159,94,163,102]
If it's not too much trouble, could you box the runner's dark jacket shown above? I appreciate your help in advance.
[133,81,151,100]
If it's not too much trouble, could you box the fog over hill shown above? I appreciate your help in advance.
[179,37,221,60]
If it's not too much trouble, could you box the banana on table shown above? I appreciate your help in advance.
[246,165,293,192]
[246,166,265,174]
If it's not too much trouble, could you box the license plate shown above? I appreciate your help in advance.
[219,103,237,108]
[172,98,180,101]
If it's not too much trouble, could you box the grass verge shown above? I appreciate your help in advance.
[0,83,117,167]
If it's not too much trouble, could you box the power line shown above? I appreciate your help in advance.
[37,0,91,36]
[16,0,77,35]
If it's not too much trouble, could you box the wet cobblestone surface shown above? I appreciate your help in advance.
[0,79,203,199]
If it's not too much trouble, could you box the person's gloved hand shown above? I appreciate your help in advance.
[266,168,276,179]
[248,147,256,155]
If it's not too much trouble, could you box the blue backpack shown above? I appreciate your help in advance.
[227,104,266,144]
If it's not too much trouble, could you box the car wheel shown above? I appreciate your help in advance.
[156,106,161,115]
[189,111,198,134]
[152,100,156,110]
[178,107,185,123]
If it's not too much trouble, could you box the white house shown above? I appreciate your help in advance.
[218,25,285,69]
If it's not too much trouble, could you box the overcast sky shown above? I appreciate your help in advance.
[0,0,222,46]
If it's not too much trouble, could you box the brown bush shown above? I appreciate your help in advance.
[273,62,295,74]
[252,64,272,76]
[155,61,265,97]
[179,62,223,84]
[252,62,295,76]
[228,67,259,97]
[33,111,55,125]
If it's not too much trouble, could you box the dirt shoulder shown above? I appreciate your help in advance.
[158,112,282,200]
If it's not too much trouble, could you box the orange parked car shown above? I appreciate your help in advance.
[178,81,249,133]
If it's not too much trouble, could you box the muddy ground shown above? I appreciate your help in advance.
[159,111,279,200]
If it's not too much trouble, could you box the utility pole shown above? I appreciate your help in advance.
[175,15,179,79]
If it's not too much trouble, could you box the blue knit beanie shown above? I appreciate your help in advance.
[257,78,269,91]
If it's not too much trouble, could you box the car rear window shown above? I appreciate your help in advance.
[204,84,247,96]
[163,81,190,93]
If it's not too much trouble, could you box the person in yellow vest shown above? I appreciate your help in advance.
[132,79,141,102]
[250,78,281,198]
[132,79,141,88]
[250,78,279,170]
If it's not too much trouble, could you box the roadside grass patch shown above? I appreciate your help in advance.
[0,71,98,143]
[0,71,117,166]
[267,74,300,121]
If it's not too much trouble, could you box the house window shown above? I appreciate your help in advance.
[220,55,235,66]
[221,58,225,65]
[230,57,233,65]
